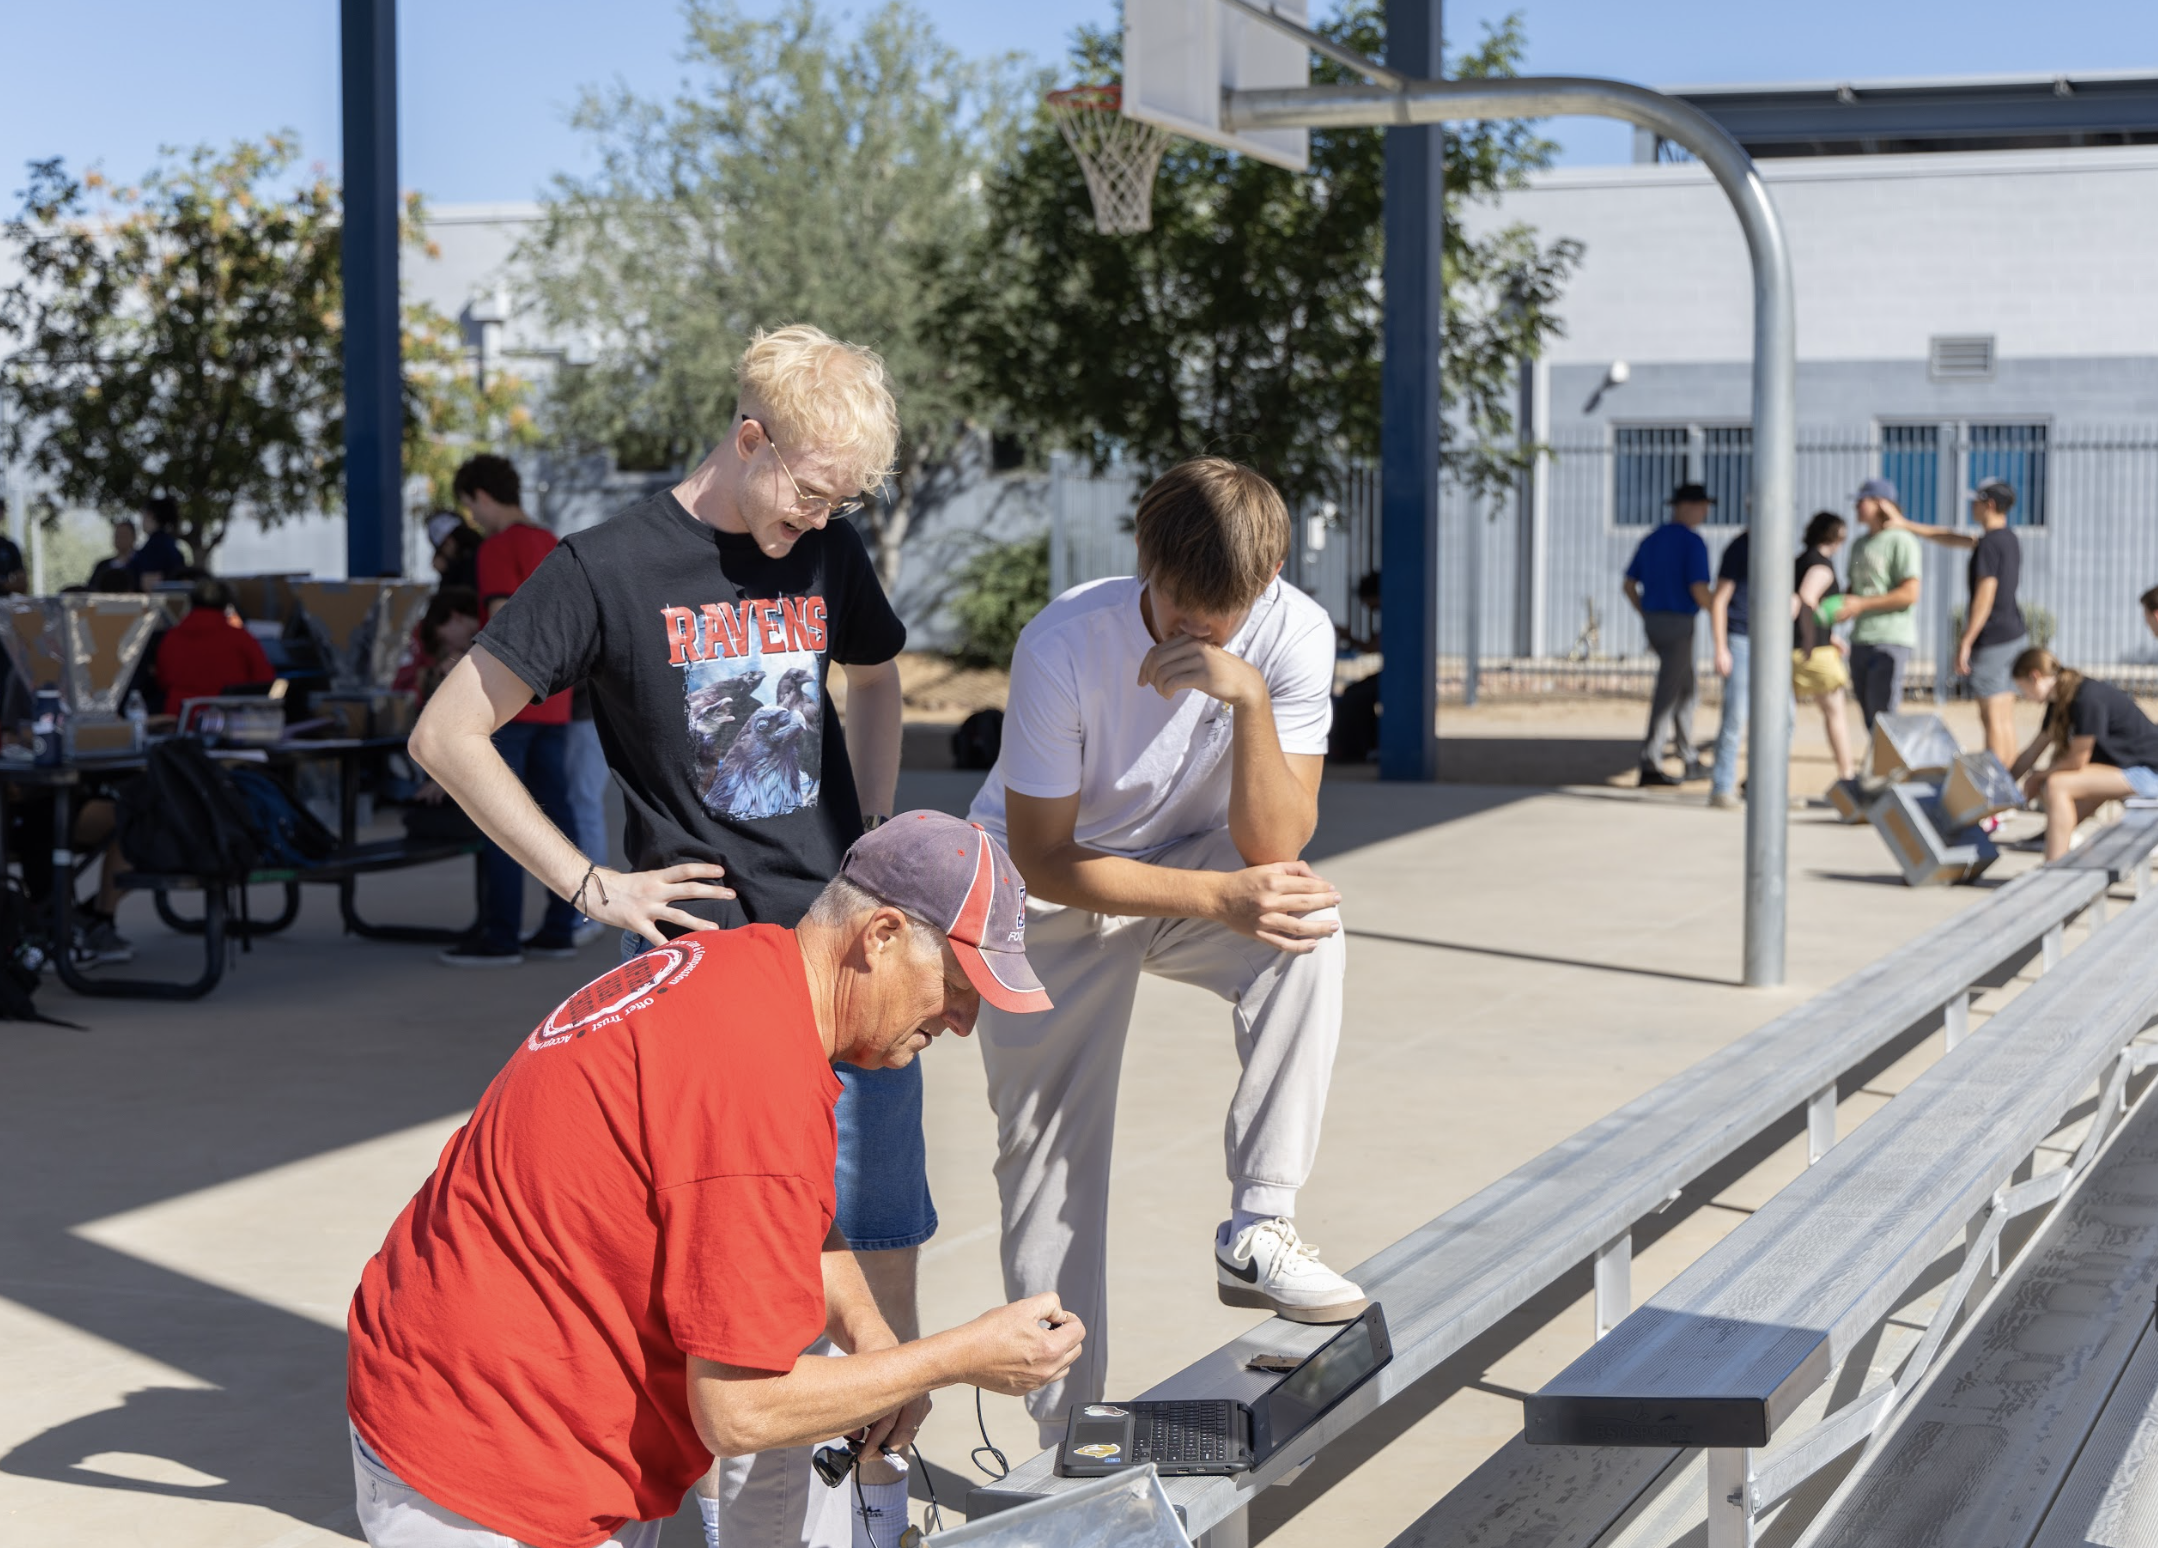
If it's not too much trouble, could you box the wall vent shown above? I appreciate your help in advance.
[1929,335,1996,381]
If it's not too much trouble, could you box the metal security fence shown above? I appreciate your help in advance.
[1047,424,2158,700]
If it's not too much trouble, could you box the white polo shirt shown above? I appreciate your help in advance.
[968,576,1335,859]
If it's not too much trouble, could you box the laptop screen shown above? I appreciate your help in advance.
[1251,1306,1389,1456]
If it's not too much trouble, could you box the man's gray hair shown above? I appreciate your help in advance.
[807,875,944,957]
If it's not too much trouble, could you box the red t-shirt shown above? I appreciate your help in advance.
[346,927,842,1547]
[156,606,274,708]
[478,521,572,724]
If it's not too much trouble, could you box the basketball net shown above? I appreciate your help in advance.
[1047,85,1171,235]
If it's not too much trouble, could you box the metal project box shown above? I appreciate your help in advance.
[1868,713,1963,783]
[1940,750,2023,830]
[1867,781,1999,886]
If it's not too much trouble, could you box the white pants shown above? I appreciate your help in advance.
[700,1340,854,1548]
[351,1422,662,1548]
[976,828,1346,1428]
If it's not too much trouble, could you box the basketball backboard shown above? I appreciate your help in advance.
[1123,0,1311,172]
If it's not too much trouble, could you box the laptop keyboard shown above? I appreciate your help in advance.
[1134,1402,1232,1463]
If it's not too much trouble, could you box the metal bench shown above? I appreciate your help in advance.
[1798,1086,2158,1548]
[59,837,481,1001]
[1514,885,2158,1548]
[965,864,2112,1545]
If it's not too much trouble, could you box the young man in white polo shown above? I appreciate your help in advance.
[969,457,1361,1440]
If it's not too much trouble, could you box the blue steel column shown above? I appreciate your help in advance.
[1378,0,1443,780]
[341,0,403,578]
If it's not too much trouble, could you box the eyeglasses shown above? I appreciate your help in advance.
[745,418,866,521]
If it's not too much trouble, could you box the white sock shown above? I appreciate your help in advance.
[850,1477,910,1548]
[697,1491,719,1548]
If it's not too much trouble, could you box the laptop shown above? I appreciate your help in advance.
[1056,1304,1391,1478]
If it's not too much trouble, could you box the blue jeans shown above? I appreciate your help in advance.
[482,722,578,952]
[619,930,937,1250]
[1710,634,1794,798]
[563,718,611,929]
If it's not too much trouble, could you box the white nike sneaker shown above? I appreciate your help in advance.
[1215,1218,1368,1323]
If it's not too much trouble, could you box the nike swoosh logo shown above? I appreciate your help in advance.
[1219,1252,1260,1284]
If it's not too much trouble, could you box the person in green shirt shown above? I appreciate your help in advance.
[1828,478,1924,728]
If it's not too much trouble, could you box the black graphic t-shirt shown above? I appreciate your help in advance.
[477,491,905,929]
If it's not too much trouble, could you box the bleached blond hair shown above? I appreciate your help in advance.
[735,324,900,497]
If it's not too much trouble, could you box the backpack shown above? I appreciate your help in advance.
[117,739,262,881]
[951,709,1005,771]
[228,767,339,868]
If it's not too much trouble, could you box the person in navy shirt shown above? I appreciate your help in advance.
[1623,483,1715,787]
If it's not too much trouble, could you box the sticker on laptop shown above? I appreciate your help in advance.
[1083,1405,1127,1418]
[1073,1443,1123,1460]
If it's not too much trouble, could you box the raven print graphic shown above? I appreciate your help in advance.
[664,595,828,821]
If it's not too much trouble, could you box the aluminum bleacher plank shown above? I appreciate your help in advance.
[1384,1437,1680,1548]
[969,868,2107,1533]
[2059,808,2158,881]
[2030,1325,2158,1548]
[1796,1098,2158,1547]
[1525,888,2158,1452]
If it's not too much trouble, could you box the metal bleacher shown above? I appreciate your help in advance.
[958,820,2158,1546]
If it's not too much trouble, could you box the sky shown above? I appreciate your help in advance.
[3,1,2157,206]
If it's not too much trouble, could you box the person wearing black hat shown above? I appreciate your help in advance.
[1622,483,1716,786]
[1887,478,2027,765]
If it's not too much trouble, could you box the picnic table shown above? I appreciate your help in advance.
[0,735,480,1000]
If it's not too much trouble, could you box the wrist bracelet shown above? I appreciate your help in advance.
[570,861,608,916]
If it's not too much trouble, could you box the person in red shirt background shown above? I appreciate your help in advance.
[346,813,1077,1548]
[451,455,583,968]
[155,577,274,709]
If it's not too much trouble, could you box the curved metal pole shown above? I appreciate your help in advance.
[1231,77,1797,985]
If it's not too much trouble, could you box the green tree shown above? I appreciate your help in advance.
[938,6,1581,509]
[521,0,1031,585]
[950,534,1051,668]
[0,138,530,567]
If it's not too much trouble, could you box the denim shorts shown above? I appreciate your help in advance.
[2125,766,2158,801]
[1967,635,2029,700]
[620,931,936,1251]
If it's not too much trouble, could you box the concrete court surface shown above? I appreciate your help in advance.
[0,743,2076,1547]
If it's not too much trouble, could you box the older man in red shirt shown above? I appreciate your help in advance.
[347,813,1075,1548]
[155,578,273,709]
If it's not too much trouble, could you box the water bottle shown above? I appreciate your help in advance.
[125,689,148,751]
[32,688,63,767]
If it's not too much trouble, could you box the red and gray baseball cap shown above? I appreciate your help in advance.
[838,811,1050,1014]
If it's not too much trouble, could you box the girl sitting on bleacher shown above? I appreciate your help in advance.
[2010,646,2158,861]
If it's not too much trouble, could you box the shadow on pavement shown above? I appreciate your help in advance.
[0,850,608,1536]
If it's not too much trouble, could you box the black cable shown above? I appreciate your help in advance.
[909,1443,945,1536]
[970,1386,1009,1480]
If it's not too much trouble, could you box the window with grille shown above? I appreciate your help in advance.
[1968,423,2047,526]
[1613,426,1690,526]
[1881,424,1941,523]
[1702,427,1750,526]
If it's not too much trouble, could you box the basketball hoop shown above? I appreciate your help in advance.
[1047,85,1171,235]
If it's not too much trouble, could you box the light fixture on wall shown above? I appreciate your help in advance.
[1582,360,1630,415]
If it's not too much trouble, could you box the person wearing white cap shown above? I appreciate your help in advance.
[345,813,1073,1548]
[970,456,1362,1444]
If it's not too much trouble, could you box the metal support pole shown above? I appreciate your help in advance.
[1944,991,1970,1051]
[1229,73,1797,984]
[1593,1230,1631,1339]
[1376,0,1443,781]
[1464,491,1481,706]
[341,0,404,578]
[1197,1507,1249,1548]
[1806,1084,1837,1164]
[1706,1448,1755,1548]
[1516,358,1539,657]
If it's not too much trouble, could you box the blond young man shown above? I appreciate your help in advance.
[968,458,1363,1442]
[411,325,915,1546]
